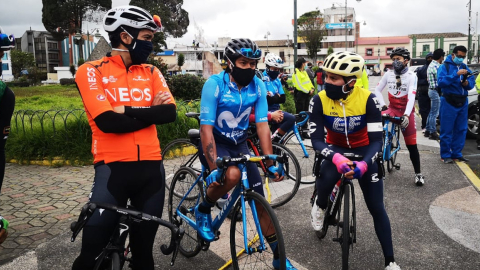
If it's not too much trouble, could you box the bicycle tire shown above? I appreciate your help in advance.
[387,125,399,173]
[168,167,202,258]
[261,142,301,208]
[93,251,121,270]
[162,139,201,193]
[171,166,201,200]
[229,191,287,270]
[342,185,351,270]
[282,132,315,184]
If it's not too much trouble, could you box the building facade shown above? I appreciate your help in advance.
[410,32,469,59]
[254,39,294,70]
[355,36,411,71]
[1,51,14,81]
[19,30,61,73]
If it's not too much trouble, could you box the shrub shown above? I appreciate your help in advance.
[169,74,206,101]
[281,87,296,114]
[6,81,29,87]
[77,58,85,66]
[60,78,76,85]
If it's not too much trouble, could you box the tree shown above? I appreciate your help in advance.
[42,0,111,58]
[327,46,334,56]
[298,8,327,63]
[10,50,35,78]
[177,53,185,71]
[129,0,189,52]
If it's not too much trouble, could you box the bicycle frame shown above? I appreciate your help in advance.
[174,162,267,254]
[278,111,310,158]
[382,117,401,162]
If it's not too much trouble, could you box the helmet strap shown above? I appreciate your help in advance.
[342,78,355,94]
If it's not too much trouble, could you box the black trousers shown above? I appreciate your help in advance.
[295,91,311,114]
[0,86,15,192]
[417,85,430,130]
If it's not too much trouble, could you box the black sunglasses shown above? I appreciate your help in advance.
[396,75,402,88]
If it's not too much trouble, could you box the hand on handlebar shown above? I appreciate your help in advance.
[381,105,388,111]
[400,115,409,128]
[352,161,368,179]
[267,165,284,182]
[205,169,221,187]
[332,153,353,175]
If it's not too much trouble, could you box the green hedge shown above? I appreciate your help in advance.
[169,74,206,100]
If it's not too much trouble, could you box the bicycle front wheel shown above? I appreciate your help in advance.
[168,167,203,258]
[162,139,201,192]
[264,143,301,208]
[282,132,315,184]
[387,125,400,173]
[229,192,287,270]
[341,185,352,270]
[93,251,121,270]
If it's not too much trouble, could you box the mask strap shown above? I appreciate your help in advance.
[342,78,355,94]
[112,48,128,52]
[119,27,136,50]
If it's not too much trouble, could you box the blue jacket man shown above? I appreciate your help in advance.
[437,46,475,163]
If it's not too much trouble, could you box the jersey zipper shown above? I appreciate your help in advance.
[340,101,352,148]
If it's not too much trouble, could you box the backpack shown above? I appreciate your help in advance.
[316,70,324,85]
[416,64,429,86]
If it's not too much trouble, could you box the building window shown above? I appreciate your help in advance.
[386,47,394,56]
[422,45,430,56]
[2,63,8,71]
[2,52,7,60]
[449,43,457,54]
[48,42,58,49]
[48,53,59,60]
[366,48,373,56]
[279,51,285,62]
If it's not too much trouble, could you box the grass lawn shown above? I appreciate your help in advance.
[11,84,83,111]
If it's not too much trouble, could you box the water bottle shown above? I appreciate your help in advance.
[329,180,341,202]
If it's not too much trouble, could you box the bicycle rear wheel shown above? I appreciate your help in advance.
[168,167,202,258]
[162,139,201,192]
[229,192,287,270]
[282,132,315,184]
[262,143,301,208]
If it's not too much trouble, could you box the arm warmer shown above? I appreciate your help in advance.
[124,104,177,125]
[94,111,150,133]
[266,94,286,106]
[374,73,388,107]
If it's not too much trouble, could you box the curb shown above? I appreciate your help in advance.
[8,159,91,167]
[455,161,480,193]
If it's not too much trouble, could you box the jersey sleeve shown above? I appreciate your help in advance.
[200,78,219,126]
[152,67,176,106]
[374,73,388,107]
[75,63,113,118]
[363,94,383,166]
[403,73,417,116]
[255,80,269,123]
[309,95,336,161]
[276,80,285,95]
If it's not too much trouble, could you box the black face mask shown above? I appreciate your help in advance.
[324,82,351,100]
[267,70,280,80]
[231,66,256,87]
[128,39,153,65]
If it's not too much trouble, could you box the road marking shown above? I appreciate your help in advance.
[456,161,480,192]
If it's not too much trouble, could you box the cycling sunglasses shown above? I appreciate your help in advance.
[0,33,15,50]
[237,48,262,59]
[395,75,402,88]
[152,15,162,31]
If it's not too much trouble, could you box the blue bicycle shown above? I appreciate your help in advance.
[167,154,288,269]
[279,111,315,184]
[382,115,402,173]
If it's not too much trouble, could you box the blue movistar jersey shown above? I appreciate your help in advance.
[200,71,269,145]
[262,70,285,111]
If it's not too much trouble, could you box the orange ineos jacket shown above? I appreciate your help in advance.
[75,54,175,164]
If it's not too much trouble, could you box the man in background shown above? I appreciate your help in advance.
[425,49,445,140]
[416,52,433,133]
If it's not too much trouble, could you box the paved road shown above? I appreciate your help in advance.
[0,76,479,269]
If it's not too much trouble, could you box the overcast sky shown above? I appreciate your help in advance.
[1,0,479,47]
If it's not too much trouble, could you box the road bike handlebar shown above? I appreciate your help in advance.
[70,202,184,266]
[381,114,403,121]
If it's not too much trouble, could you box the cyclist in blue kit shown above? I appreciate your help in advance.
[262,53,296,143]
[197,38,297,269]
[309,52,400,270]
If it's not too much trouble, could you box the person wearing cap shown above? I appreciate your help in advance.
[0,26,15,246]
[310,51,401,270]
[72,6,176,269]
[292,58,314,114]
[417,52,433,134]
[425,49,445,141]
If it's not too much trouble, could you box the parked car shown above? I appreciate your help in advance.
[466,64,480,138]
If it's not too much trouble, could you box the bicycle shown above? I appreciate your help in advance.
[278,111,316,184]
[70,201,184,269]
[164,112,301,208]
[313,153,364,270]
[381,115,402,173]
[168,154,288,269]
[246,124,301,208]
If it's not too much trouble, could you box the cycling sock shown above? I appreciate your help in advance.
[199,195,215,213]
[266,234,279,260]
[406,144,421,174]
[385,256,395,266]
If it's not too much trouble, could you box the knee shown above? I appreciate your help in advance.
[225,166,241,182]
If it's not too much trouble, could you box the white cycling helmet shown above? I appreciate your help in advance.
[264,53,284,68]
[323,51,364,79]
[103,5,162,33]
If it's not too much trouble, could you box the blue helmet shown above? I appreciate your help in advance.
[425,52,434,59]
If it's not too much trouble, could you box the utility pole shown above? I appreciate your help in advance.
[294,0,298,64]
[467,0,472,64]
[345,0,348,50]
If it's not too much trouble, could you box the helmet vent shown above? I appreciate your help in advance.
[130,8,152,19]
[338,54,347,60]
[339,63,349,70]
[105,18,116,26]
[351,67,360,73]
[331,61,338,69]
